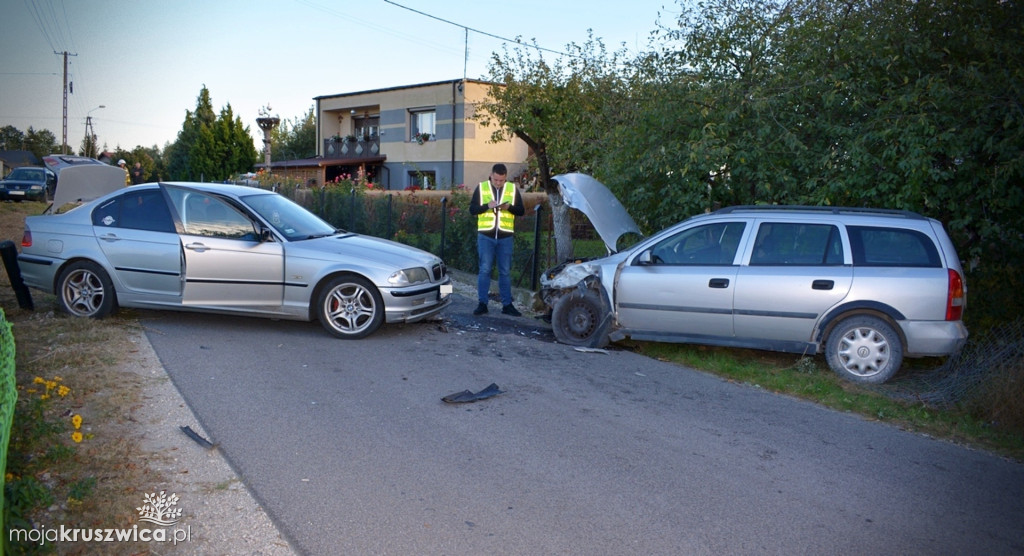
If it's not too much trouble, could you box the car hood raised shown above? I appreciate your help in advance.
[43,155,125,211]
[552,173,641,253]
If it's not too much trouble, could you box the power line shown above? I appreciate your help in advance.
[381,0,574,59]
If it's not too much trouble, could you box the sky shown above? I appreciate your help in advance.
[0,0,679,153]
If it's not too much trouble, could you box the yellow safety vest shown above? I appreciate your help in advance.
[477,181,516,234]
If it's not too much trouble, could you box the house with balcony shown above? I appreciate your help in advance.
[262,79,528,190]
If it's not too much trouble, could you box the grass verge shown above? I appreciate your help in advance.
[0,201,159,554]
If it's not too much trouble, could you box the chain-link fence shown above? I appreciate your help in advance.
[0,309,17,536]
[867,318,1024,432]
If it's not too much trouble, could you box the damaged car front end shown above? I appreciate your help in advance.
[539,173,642,348]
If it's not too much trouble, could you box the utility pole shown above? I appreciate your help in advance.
[56,50,77,154]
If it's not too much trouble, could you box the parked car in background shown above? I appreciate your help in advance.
[0,166,56,202]
[41,154,127,212]
[541,174,968,384]
[18,182,453,339]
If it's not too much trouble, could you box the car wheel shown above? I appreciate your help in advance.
[316,275,384,339]
[57,260,116,318]
[825,315,903,384]
[551,288,611,348]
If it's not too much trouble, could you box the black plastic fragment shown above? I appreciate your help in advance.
[1,240,33,309]
[180,425,216,449]
[442,383,503,404]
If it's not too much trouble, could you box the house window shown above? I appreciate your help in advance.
[408,171,435,190]
[410,109,436,141]
[354,115,379,139]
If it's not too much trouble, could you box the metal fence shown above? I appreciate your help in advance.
[0,310,17,537]
[277,186,605,291]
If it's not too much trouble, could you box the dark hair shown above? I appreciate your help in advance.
[491,163,507,176]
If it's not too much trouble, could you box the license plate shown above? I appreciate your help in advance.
[8,190,24,196]
[439,284,453,298]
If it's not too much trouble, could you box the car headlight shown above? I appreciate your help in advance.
[388,267,429,286]
[30,185,43,190]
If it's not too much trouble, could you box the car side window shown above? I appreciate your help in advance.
[750,223,844,265]
[176,192,256,240]
[91,190,175,233]
[649,222,747,265]
[848,226,941,267]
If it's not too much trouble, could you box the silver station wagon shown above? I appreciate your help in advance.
[18,182,453,339]
[542,174,968,384]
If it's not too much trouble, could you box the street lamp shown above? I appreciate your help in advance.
[84,105,105,158]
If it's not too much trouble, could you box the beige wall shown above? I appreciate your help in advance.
[316,80,528,188]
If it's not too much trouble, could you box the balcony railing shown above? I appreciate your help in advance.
[323,137,381,159]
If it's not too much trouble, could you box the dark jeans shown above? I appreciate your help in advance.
[477,233,513,305]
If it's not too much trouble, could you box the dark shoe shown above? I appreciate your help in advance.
[473,303,488,315]
[502,304,522,317]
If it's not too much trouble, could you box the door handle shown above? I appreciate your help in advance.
[98,233,119,242]
[709,278,730,289]
[812,280,834,290]
[185,242,209,253]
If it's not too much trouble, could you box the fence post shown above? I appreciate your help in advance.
[387,194,393,239]
[439,197,448,261]
[349,188,357,232]
[531,203,544,291]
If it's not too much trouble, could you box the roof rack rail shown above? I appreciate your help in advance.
[713,205,925,220]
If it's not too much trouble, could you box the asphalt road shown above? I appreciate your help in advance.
[140,291,1024,555]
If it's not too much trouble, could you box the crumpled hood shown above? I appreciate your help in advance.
[553,173,641,253]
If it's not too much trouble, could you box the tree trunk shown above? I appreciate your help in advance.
[547,191,574,263]
[528,139,574,263]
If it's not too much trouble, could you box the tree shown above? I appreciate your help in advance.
[0,125,25,151]
[270,106,317,161]
[166,86,256,181]
[595,0,1023,325]
[21,127,59,160]
[476,33,631,262]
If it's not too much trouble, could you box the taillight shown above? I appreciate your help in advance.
[946,269,964,321]
[21,228,32,248]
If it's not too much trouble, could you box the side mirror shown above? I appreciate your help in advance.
[636,250,653,265]
[258,226,274,243]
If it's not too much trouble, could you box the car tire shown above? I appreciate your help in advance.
[551,288,611,348]
[825,315,903,384]
[316,275,384,339]
[57,260,117,318]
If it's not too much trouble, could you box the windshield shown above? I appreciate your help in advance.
[242,192,340,241]
[7,168,45,181]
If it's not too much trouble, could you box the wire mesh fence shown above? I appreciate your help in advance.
[283,186,606,292]
[868,318,1024,415]
[0,309,17,535]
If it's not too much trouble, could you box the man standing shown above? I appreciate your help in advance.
[469,163,525,316]
[117,159,130,186]
[130,162,145,185]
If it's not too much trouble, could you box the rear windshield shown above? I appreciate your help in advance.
[848,226,941,267]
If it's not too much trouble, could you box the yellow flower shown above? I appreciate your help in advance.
[57,385,70,398]
[39,394,50,400]
[33,377,45,385]
[71,414,82,430]
[71,432,83,443]
[5,473,13,482]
